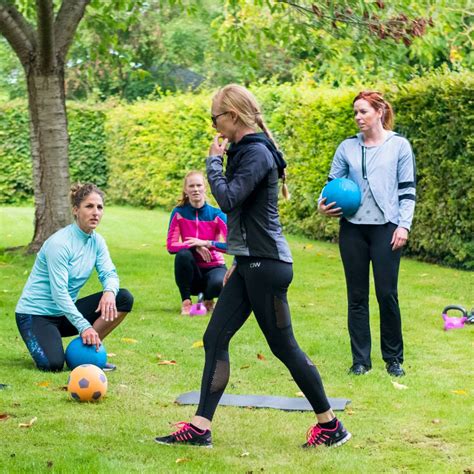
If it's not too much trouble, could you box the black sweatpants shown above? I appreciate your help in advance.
[16,289,134,372]
[196,257,331,421]
[174,249,226,301]
[339,219,403,367]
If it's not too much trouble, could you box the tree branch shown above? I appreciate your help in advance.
[37,0,55,70]
[54,0,90,62]
[0,1,37,66]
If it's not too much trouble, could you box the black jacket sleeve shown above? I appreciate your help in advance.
[206,144,274,213]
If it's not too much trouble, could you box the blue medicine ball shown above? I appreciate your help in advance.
[322,178,361,217]
[65,337,107,370]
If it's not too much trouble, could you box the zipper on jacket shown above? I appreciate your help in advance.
[195,210,199,238]
[361,146,367,179]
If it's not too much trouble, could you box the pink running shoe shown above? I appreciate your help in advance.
[181,299,192,315]
[303,419,351,448]
[154,422,212,447]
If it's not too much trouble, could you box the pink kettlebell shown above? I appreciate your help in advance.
[189,293,207,317]
[442,305,467,331]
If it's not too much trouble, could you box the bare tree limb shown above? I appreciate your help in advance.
[54,0,90,62]
[37,0,55,70]
[0,1,37,66]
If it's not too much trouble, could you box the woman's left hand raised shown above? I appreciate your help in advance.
[209,135,228,157]
[96,291,118,322]
[391,227,408,251]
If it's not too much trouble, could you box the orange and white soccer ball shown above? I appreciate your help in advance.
[67,364,108,402]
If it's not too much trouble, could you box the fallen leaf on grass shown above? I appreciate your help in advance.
[240,364,250,370]
[121,338,138,344]
[0,413,10,421]
[240,451,250,457]
[156,353,162,360]
[175,458,191,464]
[192,340,204,349]
[158,360,177,365]
[346,408,355,416]
[257,353,266,361]
[36,381,51,388]
[432,419,441,424]
[19,417,37,428]
[451,389,468,395]
[295,391,305,397]
[107,353,117,358]
[391,381,408,390]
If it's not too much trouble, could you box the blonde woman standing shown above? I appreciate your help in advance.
[155,85,351,449]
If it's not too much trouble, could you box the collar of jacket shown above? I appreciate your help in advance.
[227,132,287,178]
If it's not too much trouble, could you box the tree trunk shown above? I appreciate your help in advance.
[27,69,71,253]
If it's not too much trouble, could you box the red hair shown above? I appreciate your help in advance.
[353,91,394,130]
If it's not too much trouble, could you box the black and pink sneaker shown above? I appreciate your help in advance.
[154,422,212,448]
[303,420,351,448]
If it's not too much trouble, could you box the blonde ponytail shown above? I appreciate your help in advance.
[214,84,290,200]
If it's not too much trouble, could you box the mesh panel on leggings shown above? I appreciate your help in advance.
[210,359,230,393]
[274,296,291,329]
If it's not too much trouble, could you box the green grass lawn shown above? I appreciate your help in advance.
[0,206,473,473]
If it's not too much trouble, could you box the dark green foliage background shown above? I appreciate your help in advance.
[0,102,108,204]
[1,72,472,268]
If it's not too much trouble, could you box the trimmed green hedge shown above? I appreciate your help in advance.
[1,73,472,269]
[0,102,108,204]
[105,95,213,208]
[0,101,32,203]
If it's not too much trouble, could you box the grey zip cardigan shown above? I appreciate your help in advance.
[325,131,416,230]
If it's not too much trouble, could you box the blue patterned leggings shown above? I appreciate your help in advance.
[16,289,133,371]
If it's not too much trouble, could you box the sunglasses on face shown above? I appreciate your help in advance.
[211,111,229,126]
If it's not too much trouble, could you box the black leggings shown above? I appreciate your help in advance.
[174,249,226,301]
[16,289,134,372]
[196,257,331,420]
[339,219,403,367]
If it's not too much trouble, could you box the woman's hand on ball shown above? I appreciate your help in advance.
[319,198,343,217]
[81,328,101,351]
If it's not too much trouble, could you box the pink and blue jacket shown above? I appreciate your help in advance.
[166,203,227,269]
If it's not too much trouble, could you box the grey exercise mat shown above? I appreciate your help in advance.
[176,391,350,411]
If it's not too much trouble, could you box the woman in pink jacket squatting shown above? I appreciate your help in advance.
[167,171,228,315]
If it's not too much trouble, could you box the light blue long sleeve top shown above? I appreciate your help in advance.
[16,223,119,334]
[325,132,416,230]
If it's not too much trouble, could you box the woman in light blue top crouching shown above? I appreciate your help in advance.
[319,91,416,378]
[15,183,134,372]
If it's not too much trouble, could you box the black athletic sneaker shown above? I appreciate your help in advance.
[154,422,212,448]
[386,361,405,377]
[303,420,352,448]
[348,364,371,375]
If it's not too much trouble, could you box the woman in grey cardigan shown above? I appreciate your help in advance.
[319,90,416,377]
